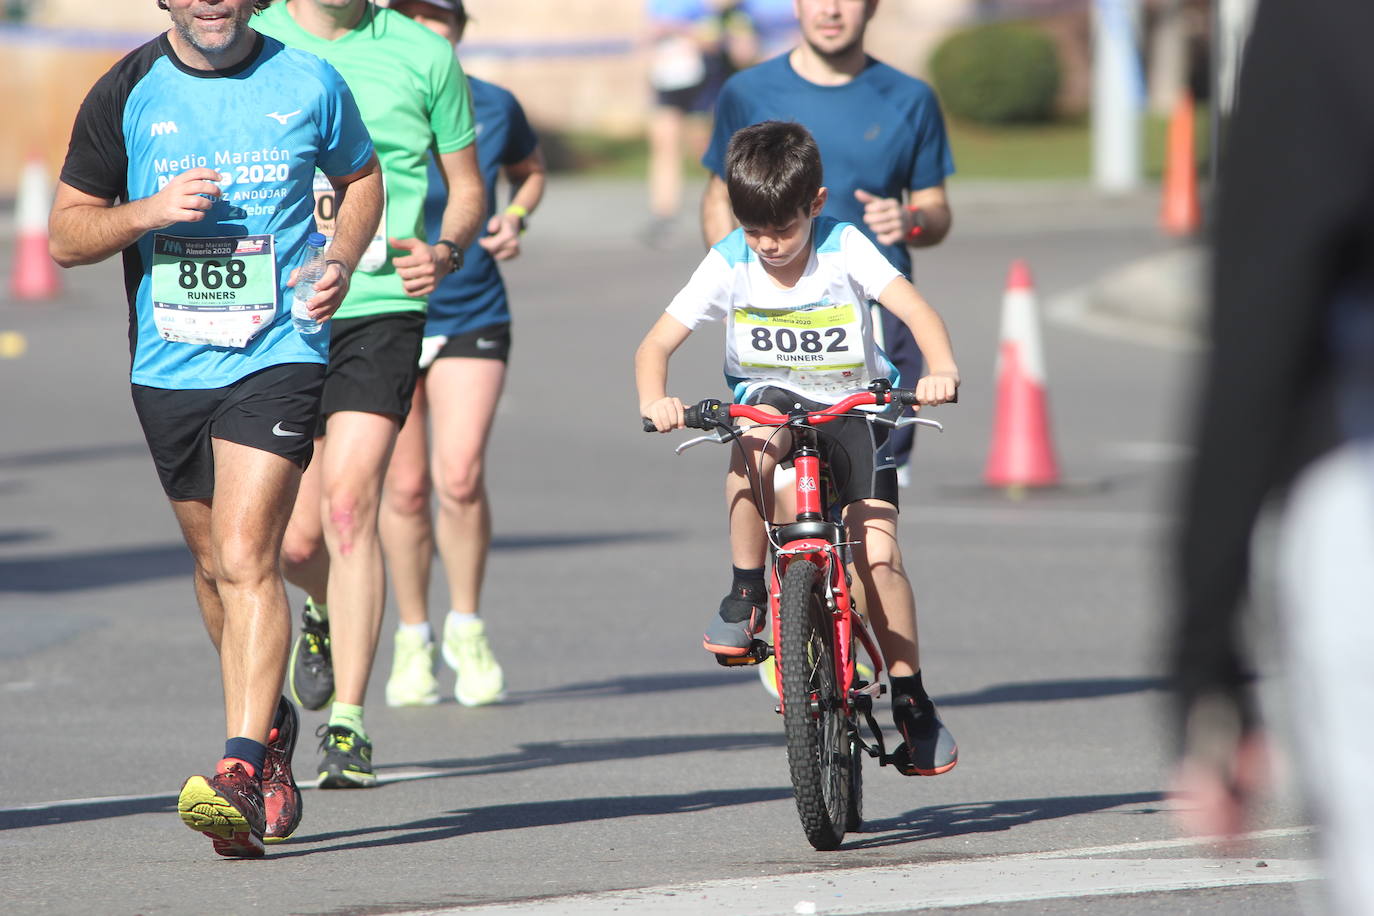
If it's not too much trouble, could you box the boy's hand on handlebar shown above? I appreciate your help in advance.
[640,396,686,432]
[915,371,959,406]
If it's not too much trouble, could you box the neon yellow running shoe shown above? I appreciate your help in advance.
[442,617,506,707]
[759,654,873,700]
[385,629,440,707]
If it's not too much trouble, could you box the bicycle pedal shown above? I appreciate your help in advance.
[713,639,772,667]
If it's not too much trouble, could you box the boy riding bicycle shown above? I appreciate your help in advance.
[635,120,960,775]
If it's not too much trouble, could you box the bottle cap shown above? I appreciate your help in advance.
[307,232,327,247]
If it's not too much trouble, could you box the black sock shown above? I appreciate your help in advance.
[223,737,268,776]
[731,566,766,597]
[891,672,934,715]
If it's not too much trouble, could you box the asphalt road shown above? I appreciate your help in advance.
[0,179,1318,915]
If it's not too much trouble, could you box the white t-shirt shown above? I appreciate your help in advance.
[666,217,902,404]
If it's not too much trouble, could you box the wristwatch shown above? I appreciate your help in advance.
[904,204,926,243]
[435,239,464,274]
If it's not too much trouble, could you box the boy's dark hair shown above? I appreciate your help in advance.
[725,121,823,228]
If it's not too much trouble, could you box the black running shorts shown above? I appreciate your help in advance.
[132,362,326,501]
[321,312,426,423]
[430,322,511,364]
[740,386,899,511]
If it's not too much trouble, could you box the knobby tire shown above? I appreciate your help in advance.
[779,559,850,850]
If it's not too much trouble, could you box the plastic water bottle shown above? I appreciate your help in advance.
[292,232,328,335]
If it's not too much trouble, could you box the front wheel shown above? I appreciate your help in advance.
[778,559,850,850]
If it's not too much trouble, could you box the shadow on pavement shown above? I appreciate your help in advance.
[0,795,175,832]
[392,731,782,781]
[0,443,148,470]
[491,530,676,551]
[273,786,796,857]
[506,669,756,702]
[0,528,47,547]
[847,790,1166,849]
[0,542,192,593]
[939,677,1167,706]
[0,732,783,833]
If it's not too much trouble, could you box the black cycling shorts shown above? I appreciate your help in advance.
[740,386,899,511]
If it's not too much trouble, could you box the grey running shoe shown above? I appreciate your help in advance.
[288,603,334,711]
[891,695,958,776]
[317,725,376,789]
[703,583,767,656]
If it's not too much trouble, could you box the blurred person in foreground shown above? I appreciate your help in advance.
[49,0,381,855]
[379,0,546,708]
[1172,1,1374,911]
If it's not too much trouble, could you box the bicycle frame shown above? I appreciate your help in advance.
[651,381,946,847]
[725,394,895,722]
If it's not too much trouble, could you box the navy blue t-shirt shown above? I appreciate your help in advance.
[702,54,954,277]
[422,76,538,337]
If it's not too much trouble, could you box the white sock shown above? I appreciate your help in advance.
[447,610,479,627]
[398,621,432,642]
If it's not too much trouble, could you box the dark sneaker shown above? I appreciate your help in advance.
[288,605,334,710]
[891,695,958,776]
[703,583,768,656]
[177,761,266,858]
[317,725,376,789]
[262,696,302,844]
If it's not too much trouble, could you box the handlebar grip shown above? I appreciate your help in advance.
[684,398,724,430]
[892,388,959,407]
[642,417,657,432]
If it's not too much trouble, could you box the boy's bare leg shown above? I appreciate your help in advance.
[845,498,920,679]
[726,412,789,568]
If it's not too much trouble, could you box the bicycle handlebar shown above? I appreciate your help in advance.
[642,384,953,434]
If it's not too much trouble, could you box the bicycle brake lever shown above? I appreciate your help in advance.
[868,413,943,432]
[674,428,740,455]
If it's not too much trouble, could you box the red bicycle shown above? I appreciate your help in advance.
[645,379,944,850]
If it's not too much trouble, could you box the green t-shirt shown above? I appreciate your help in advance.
[256,1,475,318]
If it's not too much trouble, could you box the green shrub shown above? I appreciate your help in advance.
[930,23,1061,125]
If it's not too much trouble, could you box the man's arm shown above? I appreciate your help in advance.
[49,168,224,267]
[852,183,952,249]
[390,143,485,297]
[904,185,952,248]
[700,174,734,248]
[298,154,382,320]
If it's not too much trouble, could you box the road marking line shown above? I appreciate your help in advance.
[1,766,466,813]
[381,829,1317,915]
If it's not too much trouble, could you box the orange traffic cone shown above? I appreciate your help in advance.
[10,154,60,301]
[1160,90,1201,237]
[984,259,1060,493]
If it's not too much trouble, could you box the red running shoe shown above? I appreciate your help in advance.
[262,696,302,843]
[177,761,266,858]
